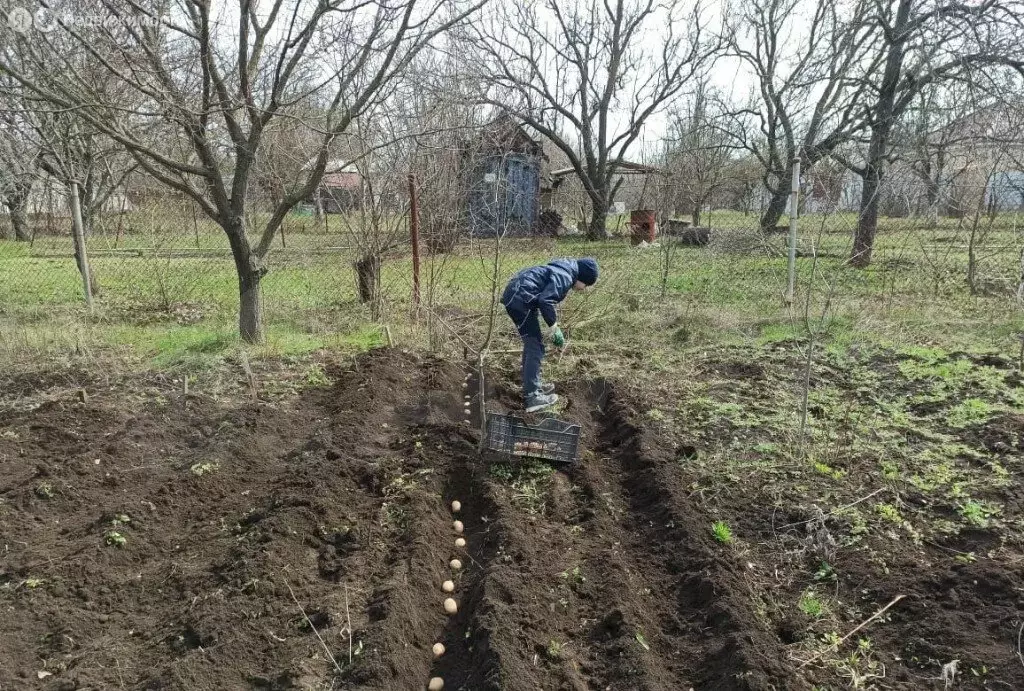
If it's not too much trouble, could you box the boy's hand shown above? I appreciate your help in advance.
[549,324,566,348]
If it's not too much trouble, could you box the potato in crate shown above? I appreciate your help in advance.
[485,413,581,464]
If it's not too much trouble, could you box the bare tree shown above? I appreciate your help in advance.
[336,116,411,321]
[848,0,1024,267]
[0,65,133,294]
[1,0,481,342]
[392,52,487,253]
[724,0,879,232]
[663,82,735,226]
[720,155,764,216]
[13,105,136,236]
[0,120,37,241]
[905,86,962,222]
[466,0,719,239]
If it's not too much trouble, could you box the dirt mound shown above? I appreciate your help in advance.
[3,346,1020,689]
[0,350,464,690]
[663,344,1024,690]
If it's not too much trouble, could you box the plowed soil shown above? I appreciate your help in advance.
[1,348,1022,690]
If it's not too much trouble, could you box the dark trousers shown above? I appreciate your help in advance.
[502,285,544,400]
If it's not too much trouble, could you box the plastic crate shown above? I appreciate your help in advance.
[485,413,581,464]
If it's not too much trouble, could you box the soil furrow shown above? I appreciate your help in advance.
[591,387,804,690]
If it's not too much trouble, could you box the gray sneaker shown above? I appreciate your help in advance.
[538,381,556,395]
[525,392,559,413]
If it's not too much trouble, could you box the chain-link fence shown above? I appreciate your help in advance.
[2,183,1023,360]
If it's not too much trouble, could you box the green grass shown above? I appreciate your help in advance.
[2,206,1022,368]
[712,520,734,544]
[798,590,825,618]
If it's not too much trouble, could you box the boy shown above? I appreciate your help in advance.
[501,257,599,412]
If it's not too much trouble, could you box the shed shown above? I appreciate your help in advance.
[467,115,543,237]
[545,159,662,216]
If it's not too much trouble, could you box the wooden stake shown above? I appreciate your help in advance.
[477,351,487,453]
[70,181,93,311]
[239,351,258,400]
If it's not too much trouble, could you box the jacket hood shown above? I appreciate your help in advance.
[576,258,599,286]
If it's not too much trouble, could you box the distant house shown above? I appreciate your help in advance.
[809,103,1024,218]
[938,105,1024,214]
[307,160,364,214]
[464,116,665,235]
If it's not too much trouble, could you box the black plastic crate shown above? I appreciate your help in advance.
[485,413,581,464]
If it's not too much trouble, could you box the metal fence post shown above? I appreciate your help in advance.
[408,174,421,311]
[786,158,801,305]
[70,180,93,311]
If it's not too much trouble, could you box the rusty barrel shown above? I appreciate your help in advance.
[630,209,657,245]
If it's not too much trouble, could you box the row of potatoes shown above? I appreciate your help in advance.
[427,498,464,690]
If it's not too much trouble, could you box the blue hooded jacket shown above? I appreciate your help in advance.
[502,258,599,327]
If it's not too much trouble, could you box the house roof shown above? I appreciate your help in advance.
[936,102,1024,143]
[303,158,357,174]
[550,160,662,178]
[323,171,361,189]
[476,115,663,182]
[477,114,544,157]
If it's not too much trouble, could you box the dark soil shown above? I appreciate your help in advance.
[1,347,1022,689]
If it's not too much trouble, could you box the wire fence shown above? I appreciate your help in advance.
[2,185,1023,359]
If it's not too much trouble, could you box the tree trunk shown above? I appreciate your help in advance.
[850,0,911,269]
[238,266,264,344]
[587,210,608,240]
[5,182,32,241]
[225,216,265,344]
[759,187,789,233]
[691,205,701,227]
[11,203,30,241]
[355,255,381,305]
[357,255,383,321]
[924,175,941,227]
[924,173,939,209]
[79,180,96,237]
[852,158,884,267]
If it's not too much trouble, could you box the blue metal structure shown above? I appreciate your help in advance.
[468,153,541,237]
